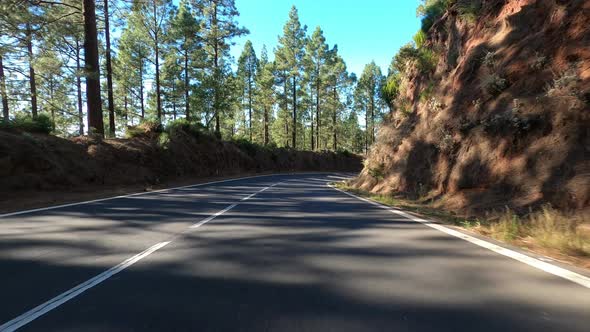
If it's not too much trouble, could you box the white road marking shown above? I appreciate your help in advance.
[190,204,238,229]
[0,181,282,331]
[0,241,170,332]
[329,184,590,290]
[0,174,278,219]
[191,182,283,229]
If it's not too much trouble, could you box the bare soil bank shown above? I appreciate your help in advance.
[0,128,361,213]
[354,0,590,215]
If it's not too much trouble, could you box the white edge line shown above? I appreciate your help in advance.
[0,241,170,332]
[328,184,590,290]
[0,174,275,219]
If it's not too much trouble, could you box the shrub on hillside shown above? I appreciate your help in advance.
[413,30,427,49]
[391,43,438,75]
[232,138,269,157]
[126,119,163,138]
[457,1,481,23]
[0,113,53,134]
[418,0,455,32]
[481,73,508,96]
[165,119,211,140]
[546,67,580,97]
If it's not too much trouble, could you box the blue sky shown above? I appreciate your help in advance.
[230,0,422,76]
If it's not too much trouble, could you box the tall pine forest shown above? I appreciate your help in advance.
[0,0,386,154]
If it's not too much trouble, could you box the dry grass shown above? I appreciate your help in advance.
[526,207,588,256]
[335,182,590,258]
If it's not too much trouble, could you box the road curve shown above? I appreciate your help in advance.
[0,173,589,331]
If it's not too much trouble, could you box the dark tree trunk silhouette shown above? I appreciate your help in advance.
[75,39,84,135]
[248,74,253,142]
[333,85,337,151]
[316,78,320,151]
[292,76,297,147]
[184,49,190,121]
[139,59,145,119]
[83,0,104,135]
[104,0,115,137]
[26,23,38,119]
[0,54,9,122]
[263,106,269,145]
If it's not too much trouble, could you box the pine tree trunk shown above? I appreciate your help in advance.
[184,49,190,121]
[248,75,253,142]
[333,86,337,151]
[153,1,162,121]
[26,23,38,119]
[139,60,145,119]
[124,94,128,125]
[212,2,221,137]
[104,0,115,137]
[283,73,289,147]
[310,94,314,150]
[371,92,375,143]
[83,0,104,136]
[49,80,55,128]
[316,78,320,151]
[264,106,269,145]
[292,76,297,148]
[365,105,369,154]
[75,40,84,135]
[0,54,9,122]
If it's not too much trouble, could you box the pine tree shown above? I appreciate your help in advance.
[45,0,86,134]
[193,0,248,137]
[237,40,258,142]
[118,11,152,120]
[326,46,349,151]
[303,26,329,151]
[168,0,202,121]
[275,6,306,148]
[356,61,385,153]
[255,46,274,145]
[135,0,173,122]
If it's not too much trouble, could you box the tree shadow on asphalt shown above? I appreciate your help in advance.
[1,177,589,331]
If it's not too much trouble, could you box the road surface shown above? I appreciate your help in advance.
[0,173,589,331]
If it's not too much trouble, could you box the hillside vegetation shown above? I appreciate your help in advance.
[353,0,589,214]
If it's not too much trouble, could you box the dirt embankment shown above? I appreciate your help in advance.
[354,0,590,215]
[0,128,362,210]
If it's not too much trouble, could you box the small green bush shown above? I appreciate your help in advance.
[126,119,163,138]
[413,30,427,49]
[391,44,438,74]
[381,74,401,107]
[417,48,438,73]
[0,113,53,134]
[336,149,353,158]
[367,162,386,180]
[233,138,265,157]
[418,0,455,32]
[457,1,481,23]
[165,118,209,139]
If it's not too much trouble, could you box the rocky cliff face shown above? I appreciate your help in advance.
[353,0,590,213]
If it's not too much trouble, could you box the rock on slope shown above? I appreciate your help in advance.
[353,0,590,213]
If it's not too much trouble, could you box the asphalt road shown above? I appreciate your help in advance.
[0,173,589,332]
